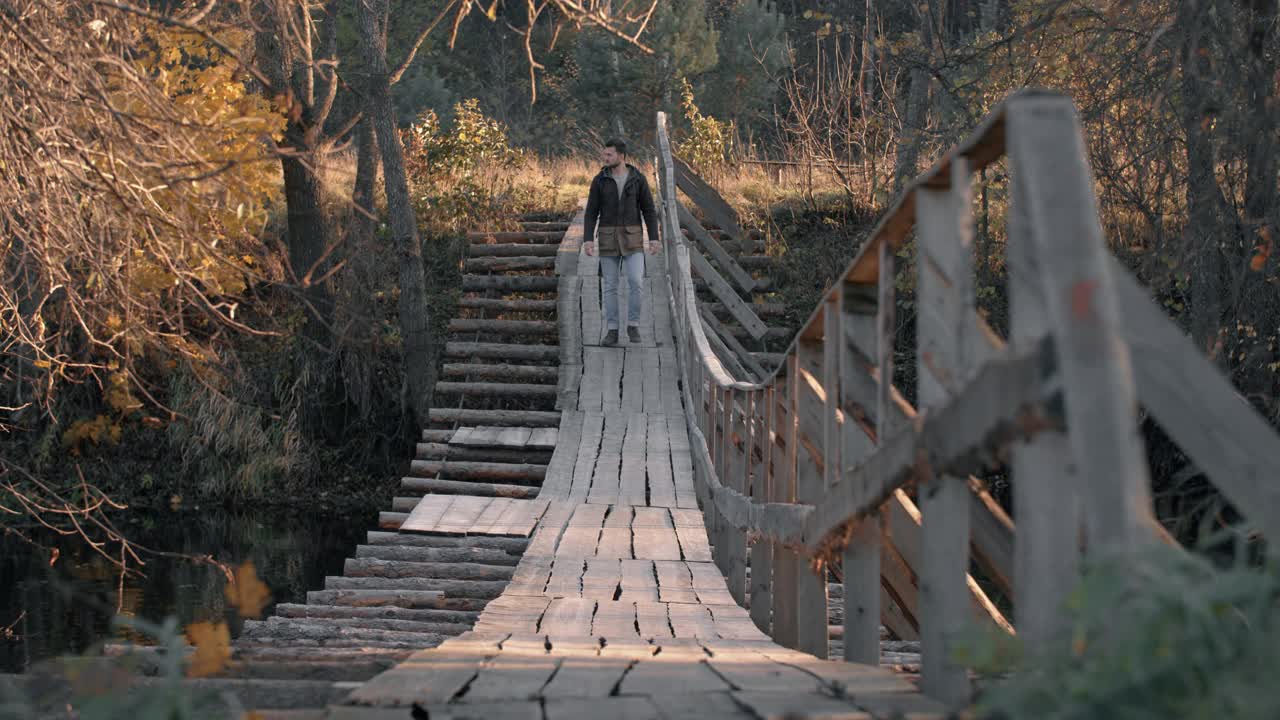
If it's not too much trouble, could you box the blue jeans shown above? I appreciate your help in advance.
[601,251,644,330]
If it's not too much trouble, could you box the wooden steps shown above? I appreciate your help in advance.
[171,214,576,709]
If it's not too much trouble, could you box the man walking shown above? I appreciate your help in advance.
[583,138,661,346]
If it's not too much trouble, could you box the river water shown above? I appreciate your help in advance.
[0,507,370,673]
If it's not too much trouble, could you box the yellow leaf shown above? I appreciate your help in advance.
[33,360,51,369]
[224,560,272,619]
[185,621,231,677]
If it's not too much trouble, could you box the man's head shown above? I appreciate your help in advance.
[601,138,627,169]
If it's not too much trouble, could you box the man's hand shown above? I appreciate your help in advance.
[584,241,595,256]
[647,240,661,255]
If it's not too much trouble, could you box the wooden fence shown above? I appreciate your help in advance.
[652,89,1280,707]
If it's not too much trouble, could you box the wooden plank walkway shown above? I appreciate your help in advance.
[336,235,938,718]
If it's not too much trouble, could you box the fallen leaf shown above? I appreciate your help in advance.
[185,621,231,677]
[224,560,271,619]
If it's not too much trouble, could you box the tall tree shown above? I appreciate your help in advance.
[355,0,436,432]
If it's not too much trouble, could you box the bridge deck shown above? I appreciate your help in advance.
[334,238,939,718]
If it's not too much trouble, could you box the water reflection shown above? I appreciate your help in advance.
[0,507,370,672]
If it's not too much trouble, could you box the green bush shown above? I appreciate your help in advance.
[959,542,1280,720]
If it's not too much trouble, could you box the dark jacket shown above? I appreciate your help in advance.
[584,163,660,256]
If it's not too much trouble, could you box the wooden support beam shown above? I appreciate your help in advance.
[686,240,768,340]
[678,201,756,294]
[699,303,769,380]
[673,155,746,253]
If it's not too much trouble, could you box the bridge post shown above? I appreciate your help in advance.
[749,387,774,633]
[771,356,801,648]
[913,158,976,705]
[724,388,748,605]
[796,336,831,658]
[1007,128,1081,647]
[840,281,883,664]
[1007,96,1156,552]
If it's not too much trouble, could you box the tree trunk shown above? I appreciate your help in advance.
[253,1,338,435]
[356,0,436,431]
[891,1,938,194]
[1177,5,1230,357]
[352,118,379,248]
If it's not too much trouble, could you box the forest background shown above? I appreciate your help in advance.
[1,0,1277,580]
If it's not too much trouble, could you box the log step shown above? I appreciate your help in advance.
[704,300,787,317]
[343,557,515,582]
[220,659,392,682]
[467,242,559,257]
[433,381,558,399]
[457,297,558,313]
[364,530,528,553]
[467,230,563,243]
[461,275,557,292]
[240,619,449,645]
[353,543,522,566]
[440,362,558,383]
[428,408,560,427]
[447,318,558,336]
[399,476,539,499]
[444,342,559,361]
[752,351,786,367]
[246,616,474,638]
[735,254,777,270]
[694,275,773,292]
[406,459,547,482]
[414,441,553,464]
[322,576,508,599]
[273,604,481,626]
[464,256,556,272]
[518,221,570,231]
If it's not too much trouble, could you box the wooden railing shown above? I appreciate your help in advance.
[653,89,1280,707]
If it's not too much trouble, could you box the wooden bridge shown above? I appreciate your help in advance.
[192,90,1280,717]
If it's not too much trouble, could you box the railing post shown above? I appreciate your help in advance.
[1007,137,1080,646]
[795,336,830,658]
[725,390,748,605]
[840,281,882,664]
[914,158,976,705]
[1007,96,1155,552]
[750,387,773,633]
[771,357,801,648]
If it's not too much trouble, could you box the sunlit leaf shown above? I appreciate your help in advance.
[185,621,231,677]
[225,560,272,619]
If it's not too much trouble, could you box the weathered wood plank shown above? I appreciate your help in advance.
[621,349,645,411]
[540,598,597,636]
[596,505,634,560]
[539,657,633,699]
[653,560,698,604]
[541,412,584,499]
[669,508,713,563]
[582,558,623,600]
[619,413,648,506]
[588,412,625,505]
[619,559,660,602]
[646,414,678,508]
[462,655,561,702]
[570,412,605,501]
[632,507,682,561]
[401,495,456,534]
[556,504,608,558]
[635,601,673,639]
